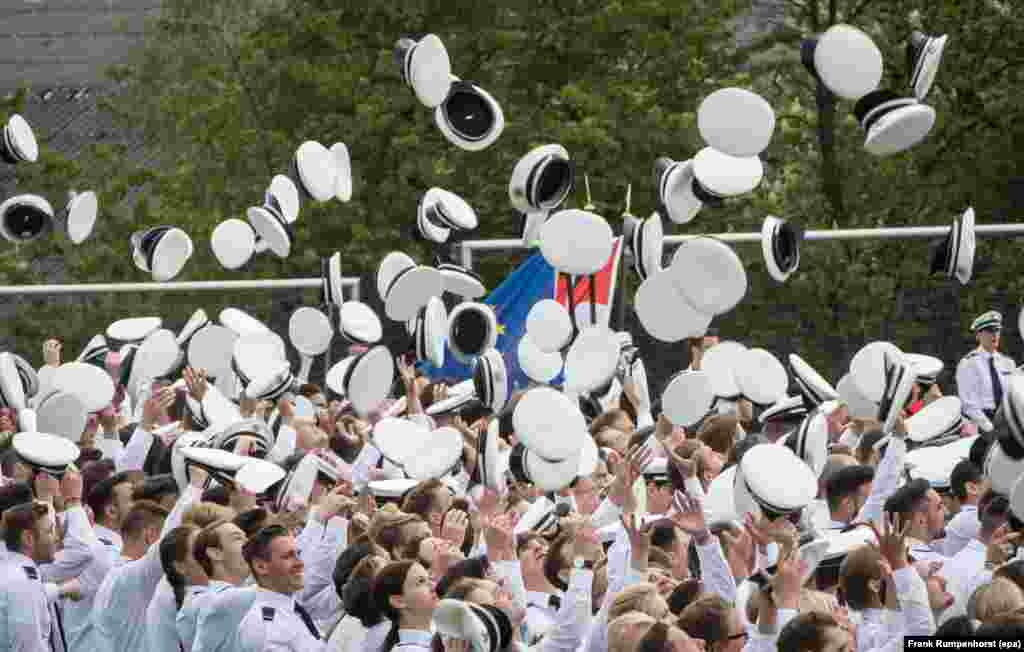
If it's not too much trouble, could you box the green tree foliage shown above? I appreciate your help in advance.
[3,0,1024,383]
[718,0,1024,375]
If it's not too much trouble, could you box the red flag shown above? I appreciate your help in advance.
[554,237,623,328]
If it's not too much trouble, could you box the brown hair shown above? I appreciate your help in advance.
[697,416,738,458]
[777,612,840,652]
[369,511,423,556]
[542,532,573,592]
[839,544,883,610]
[974,578,1024,623]
[401,479,447,521]
[647,546,674,572]
[242,524,290,580]
[183,502,235,529]
[1,501,48,552]
[194,518,231,577]
[677,595,735,646]
[608,583,664,622]
[122,500,170,540]
[590,409,632,436]
[443,578,491,601]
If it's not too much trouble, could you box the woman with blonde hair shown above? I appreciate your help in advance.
[972,578,1024,624]
[608,582,671,623]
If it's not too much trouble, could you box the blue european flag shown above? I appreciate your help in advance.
[417,251,560,391]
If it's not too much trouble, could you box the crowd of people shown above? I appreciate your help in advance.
[0,304,1023,652]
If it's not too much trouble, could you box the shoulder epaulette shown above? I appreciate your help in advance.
[98,537,113,546]
[262,606,276,622]
[23,566,38,581]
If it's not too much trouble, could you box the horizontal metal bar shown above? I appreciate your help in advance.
[459,223,1024,253]
[668,224,1024,245]
[0,277,360,296]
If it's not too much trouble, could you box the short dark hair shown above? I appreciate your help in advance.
[950,460,983,501]
[299,383,323,398]
[934,615,976,638]
[201,484,231,506]
[1,502,48,552]
[777,612,840,652]
[122,500,170,540]
[0,448,21,478]
[542,533,572,593]
[825,465,875,512]
[333,540,375,600]
[0,482,33,518]
[87,470,137,526]
[969,436,994,471]
[242,524,290,577]
[435,556,492,599]
[234,507,272,538]
[80,459,116,503]
[132,474,179,503]
[883,478,931,519]
[855,429,888,461]
[649,523,677,551]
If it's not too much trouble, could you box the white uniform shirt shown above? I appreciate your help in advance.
[63,523,122,651]
[236,587,325,652]
[941,505,980,558]
[956,348,1015,431]
[0,552,52,652]
[327,614,368,652]
[87,487,195,652]
[192,586,260,652]
[907,537,950,565]
[146,578,182,652]
[938,538,986,626]
[177,582,229,652]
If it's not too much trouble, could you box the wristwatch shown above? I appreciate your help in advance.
[573,556,595,571]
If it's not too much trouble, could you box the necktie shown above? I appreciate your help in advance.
[294,602,321,640]
[990,356,1004,410]
[49,599,66,652]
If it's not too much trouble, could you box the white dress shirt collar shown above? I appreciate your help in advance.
[253,585,296,611]
[398,629,434,647]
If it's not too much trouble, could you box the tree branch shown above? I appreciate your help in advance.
[844,0,879,22]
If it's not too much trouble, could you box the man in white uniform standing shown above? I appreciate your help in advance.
[956,310,1015,434]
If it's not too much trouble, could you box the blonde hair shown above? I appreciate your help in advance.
[608,583,665,622]
[182,502,235,529]
[800,589,837,616]
[974,578,1024,623]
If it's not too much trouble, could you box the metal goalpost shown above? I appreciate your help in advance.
[0,224,1021,296]
[454,224,1024,271]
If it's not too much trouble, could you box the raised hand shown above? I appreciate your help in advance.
[43,339,62,367]
[622,511,653,552]
[183,367,208,402]
[442,509,470,549]
[669,491,708,539]
[397,355,416,388]
[142,387,175,431]
[872,511,910,571]
[482,512,516,559]
[769,545,806,609]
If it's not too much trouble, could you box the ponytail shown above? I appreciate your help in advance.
[381,621,401,652]
[371,561,417,652]
[159,525,199,611]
